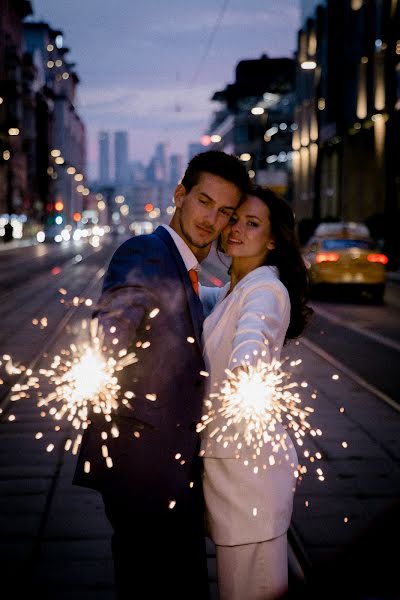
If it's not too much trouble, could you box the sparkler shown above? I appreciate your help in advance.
[199,357,324,480]
[1,318,138,461]
[35,319,138,454]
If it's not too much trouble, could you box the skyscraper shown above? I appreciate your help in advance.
[98,131,110,184]
[114,131,129,185]
[169,154,183,185]
[154,142,168,182]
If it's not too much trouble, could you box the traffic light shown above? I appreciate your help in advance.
[54,200,64,225]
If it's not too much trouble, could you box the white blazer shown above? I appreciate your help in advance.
[199,266,298,545]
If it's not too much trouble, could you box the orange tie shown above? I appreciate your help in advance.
[188,269,199,295]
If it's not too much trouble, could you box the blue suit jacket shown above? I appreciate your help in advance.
[73,227,206,514]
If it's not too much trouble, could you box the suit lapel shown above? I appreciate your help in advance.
[154,227,204,347]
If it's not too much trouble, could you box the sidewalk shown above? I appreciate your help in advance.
[289,337,400,567]
[1,334,400,598]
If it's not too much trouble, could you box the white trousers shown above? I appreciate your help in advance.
[215,534,288,600]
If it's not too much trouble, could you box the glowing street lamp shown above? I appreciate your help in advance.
[301,60,317,70]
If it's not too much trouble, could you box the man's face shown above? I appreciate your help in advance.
[171,172,242,259]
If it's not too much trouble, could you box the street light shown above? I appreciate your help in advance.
[301,60,317,70]
[251,107,265,115]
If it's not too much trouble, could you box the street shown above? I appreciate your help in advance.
[1,234,400,598]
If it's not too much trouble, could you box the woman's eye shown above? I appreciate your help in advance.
[248,221,258,227]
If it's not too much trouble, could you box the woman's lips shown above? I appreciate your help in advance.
[227,237,242,244]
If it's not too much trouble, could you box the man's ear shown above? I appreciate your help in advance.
[174,183,186,208]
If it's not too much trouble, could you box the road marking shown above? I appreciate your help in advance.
[311,303,400,353]
[301,336,400,414]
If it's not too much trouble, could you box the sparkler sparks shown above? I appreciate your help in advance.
[35,328,138,452]
[1,320,138,459]
[199,358,323,480]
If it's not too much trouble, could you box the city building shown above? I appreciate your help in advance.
[293,0,400,265]
[129,160,145,183]
[205,54,296,198]
[114,130,129,185]
[98,131,110,184]
[0,0,33,237]
[145,142,169,184]
[169,153,183,185]
[24,21,86,232]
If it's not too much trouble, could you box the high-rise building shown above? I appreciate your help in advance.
[169,154,183,185]
[98,131,110,184]
[154,142,168,181]
[114,131,129,185]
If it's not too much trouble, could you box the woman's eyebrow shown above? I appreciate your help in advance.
[242,214,262,220]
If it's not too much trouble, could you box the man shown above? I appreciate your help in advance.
[73,151,249,599]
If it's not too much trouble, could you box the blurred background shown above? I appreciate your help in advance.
[1,0,399,270]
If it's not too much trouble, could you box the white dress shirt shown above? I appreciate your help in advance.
[160,224,199,272]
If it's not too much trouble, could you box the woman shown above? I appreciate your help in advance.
[199,186,312,600]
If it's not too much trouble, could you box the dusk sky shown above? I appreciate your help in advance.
[28,1,300,180]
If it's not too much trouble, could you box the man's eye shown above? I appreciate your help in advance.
[229,216,237,224]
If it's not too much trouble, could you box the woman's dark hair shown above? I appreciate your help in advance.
[220,185,313,341]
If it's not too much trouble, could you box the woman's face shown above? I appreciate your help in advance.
[221,195,275,262]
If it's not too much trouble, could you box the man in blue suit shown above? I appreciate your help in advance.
[73,151,249,599]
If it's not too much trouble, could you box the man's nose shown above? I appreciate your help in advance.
[203,207,219,226]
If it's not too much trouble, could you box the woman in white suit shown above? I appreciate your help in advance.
[199,186,312,600]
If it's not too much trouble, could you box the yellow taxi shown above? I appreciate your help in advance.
[303,222,388,302]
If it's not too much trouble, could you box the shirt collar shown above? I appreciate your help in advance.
[160,224,199,271]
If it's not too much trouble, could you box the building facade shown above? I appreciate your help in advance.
[205,54,296,199]
[24,21,86,232]
[293,0,400,264]
[0,0,33,237]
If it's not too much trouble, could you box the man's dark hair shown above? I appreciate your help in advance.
[181,151,249,194]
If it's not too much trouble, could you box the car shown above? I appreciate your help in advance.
[303,222,388,303]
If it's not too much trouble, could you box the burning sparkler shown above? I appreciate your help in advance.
[1,318,138,460]
[199,357,323,480]
[35,319,138,452]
